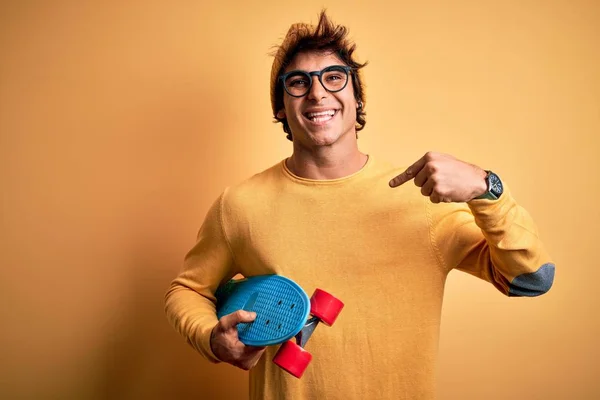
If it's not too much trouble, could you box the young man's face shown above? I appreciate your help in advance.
[277,51,358,148]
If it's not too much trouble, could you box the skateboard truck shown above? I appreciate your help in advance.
[296,316,319,347]
[272,288,344,378]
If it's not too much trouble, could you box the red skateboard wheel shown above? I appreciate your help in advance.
[310,289,344,326]
[273,340,312,378]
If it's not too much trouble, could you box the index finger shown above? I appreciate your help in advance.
[389,156,427,188]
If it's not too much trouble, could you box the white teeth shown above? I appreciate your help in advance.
[307,110,335,118]
[306,110,336,122]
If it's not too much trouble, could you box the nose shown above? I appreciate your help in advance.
[306,75,328,102]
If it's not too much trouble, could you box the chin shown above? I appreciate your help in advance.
[306,129,342,146]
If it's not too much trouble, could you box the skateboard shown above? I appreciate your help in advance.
[215,274,344,378]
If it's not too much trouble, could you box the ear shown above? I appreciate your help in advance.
[276,109,286,119]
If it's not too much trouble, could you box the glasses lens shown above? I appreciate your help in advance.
[321,66,348,92]
[284,72,311,97]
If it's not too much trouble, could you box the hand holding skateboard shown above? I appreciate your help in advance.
[211,275,344,378]
[210,309,266,371]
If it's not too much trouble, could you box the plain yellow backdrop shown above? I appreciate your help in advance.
[1,1,598,399]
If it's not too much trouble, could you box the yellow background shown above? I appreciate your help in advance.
[1,1,598,399]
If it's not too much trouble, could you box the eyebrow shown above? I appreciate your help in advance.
[283,65,346,74]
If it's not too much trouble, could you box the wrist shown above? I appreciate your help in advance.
[209,324,223,361]
[473,168,488,198]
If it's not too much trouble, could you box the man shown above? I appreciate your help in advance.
[164,11,555,399]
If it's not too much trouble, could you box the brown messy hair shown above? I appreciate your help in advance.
[271,10,368,141]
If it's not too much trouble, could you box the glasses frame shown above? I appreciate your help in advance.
[278,65,353,98]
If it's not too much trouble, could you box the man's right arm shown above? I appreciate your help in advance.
[164,192,238,363]
[165,192,266,369]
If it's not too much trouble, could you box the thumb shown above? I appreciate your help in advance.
[220,310,257,330]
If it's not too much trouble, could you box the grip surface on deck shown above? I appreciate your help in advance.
[216,275,310,346]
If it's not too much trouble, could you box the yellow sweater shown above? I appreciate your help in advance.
[165,156,554,399]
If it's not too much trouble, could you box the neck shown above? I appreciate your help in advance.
[286,139,368,180]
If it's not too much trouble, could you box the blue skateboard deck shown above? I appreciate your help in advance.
[215,275,311,347]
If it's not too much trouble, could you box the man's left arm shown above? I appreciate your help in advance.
[390,151,555,296]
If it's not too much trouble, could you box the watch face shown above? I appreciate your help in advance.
[489,173,503,196]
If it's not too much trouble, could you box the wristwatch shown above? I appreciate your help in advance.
[475,170,503,200]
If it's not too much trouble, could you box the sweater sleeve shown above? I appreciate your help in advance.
[427,185,555,296]
[164,190,238,363]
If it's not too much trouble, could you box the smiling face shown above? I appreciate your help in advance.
[276,51,359,148]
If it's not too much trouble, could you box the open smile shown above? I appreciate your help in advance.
[303,109,339,125]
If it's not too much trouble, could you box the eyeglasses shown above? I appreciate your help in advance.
[279,65,352,97]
